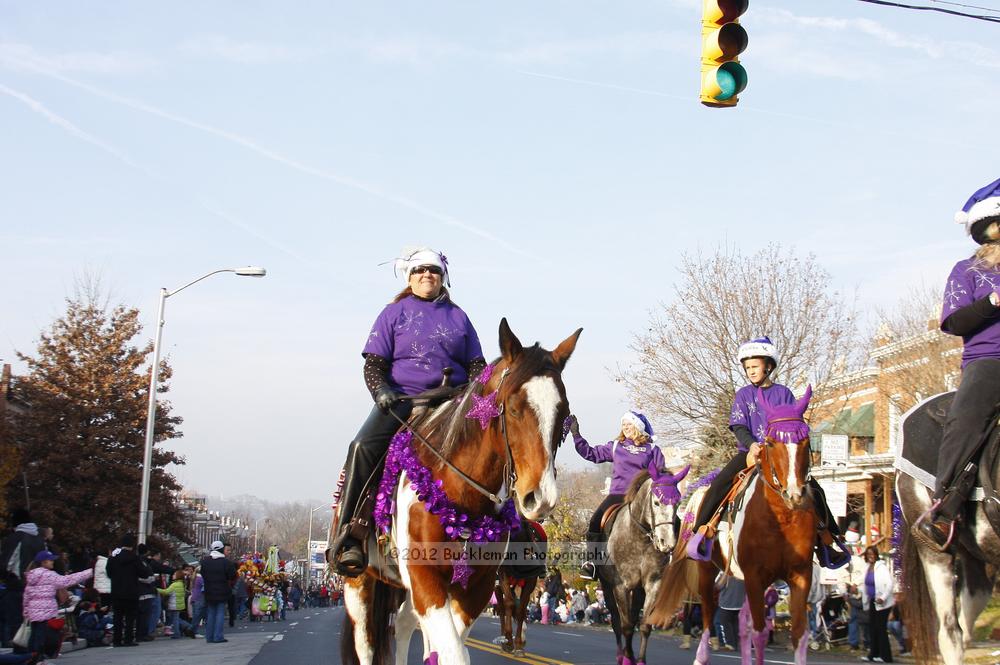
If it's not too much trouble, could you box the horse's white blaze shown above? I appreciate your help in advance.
[785,443,801,499]
[419,605,466,664]
[343,583,373,665]
[523,376,560,517]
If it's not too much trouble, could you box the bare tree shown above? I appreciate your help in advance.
[616,243,860,474]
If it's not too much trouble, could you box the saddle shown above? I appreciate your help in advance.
[896,391,1000,502]
[701,465,757,541]
[599,504,626,531]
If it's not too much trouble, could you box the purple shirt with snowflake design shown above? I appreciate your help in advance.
[573,435,666,495]
[728,383,795,451]
[362,295,484,396]
[941,257,1000,368]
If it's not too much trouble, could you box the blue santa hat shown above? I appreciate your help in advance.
[955,177,1000,244]
[621,411,656,442]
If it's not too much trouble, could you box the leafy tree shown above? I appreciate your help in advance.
[7,284,185,552]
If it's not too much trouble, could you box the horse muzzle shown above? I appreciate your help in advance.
[517,487,557,520]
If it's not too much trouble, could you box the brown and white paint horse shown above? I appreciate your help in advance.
[340,319,581,665]
[649,387,818,665]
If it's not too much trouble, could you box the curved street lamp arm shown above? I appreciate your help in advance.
[165,269,236,298]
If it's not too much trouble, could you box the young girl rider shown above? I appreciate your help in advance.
[567,411,666,580]
[690,337,848,568]
[914,177,1000,551]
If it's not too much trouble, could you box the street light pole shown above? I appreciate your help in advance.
[137,266,266,544]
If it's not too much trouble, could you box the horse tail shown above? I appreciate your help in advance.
[646,548,693,626]
[371,580,403,665]
[340,578,403,665]
[901,528,940,664]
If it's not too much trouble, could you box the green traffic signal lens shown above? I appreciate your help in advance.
[714,62,747,101]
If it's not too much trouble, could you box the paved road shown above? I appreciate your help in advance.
[52,605,876,665]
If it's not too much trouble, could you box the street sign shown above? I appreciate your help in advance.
[820,434,849,467]
[309,540,326,570]
[818,480,848,518]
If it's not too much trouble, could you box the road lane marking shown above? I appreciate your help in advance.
[465,637,572,665]
[552,631,581,638]
[272,634,284,641]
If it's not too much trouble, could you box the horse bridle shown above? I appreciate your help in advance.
[630,481,677,544]
[390,368,520,507]
[757,416,811,505]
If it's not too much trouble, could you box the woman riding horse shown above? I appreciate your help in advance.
[567,411,666,580]
[330,246,487,576]
[914,177,1000,551]
[689,337,848,568]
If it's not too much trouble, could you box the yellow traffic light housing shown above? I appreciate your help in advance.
[701,0,748,108]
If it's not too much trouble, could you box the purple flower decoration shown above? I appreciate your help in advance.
[371,426,521,586]
[466,391,501,430]
[475,363,494,384]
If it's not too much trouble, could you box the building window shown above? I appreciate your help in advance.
[888,399,901,455]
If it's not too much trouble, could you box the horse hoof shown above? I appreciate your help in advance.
[501,643,514,653]
[513,649,525,657]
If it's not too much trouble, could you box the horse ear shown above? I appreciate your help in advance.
[551,328,583,370]
[794,385,813,417]
[672,464,691,484]
[499,318,523,362]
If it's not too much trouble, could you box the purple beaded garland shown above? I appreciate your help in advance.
[372,429,522,589]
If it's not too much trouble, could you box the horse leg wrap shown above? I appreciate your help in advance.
[751,629,769,665]
[686,532,714,562]
[423,651,439,665]
[695,631,711,665]
[621,657,634,665]
[794,633,809,665]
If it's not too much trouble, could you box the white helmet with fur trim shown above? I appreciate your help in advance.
[393,246,450,286]
[737,336,778,369]
[955,177,1000,245]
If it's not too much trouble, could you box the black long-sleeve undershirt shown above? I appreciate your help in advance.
[942,295,1000,337]
[362,354,488,400]
[732,424,756,451]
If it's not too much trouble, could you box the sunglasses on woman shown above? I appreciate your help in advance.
[411,265,443,276]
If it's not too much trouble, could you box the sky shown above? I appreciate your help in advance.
[2,0,998,502]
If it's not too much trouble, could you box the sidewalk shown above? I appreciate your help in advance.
[56,627,279,665]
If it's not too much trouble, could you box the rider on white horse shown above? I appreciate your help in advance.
[914,177,1000,551]
[329,247,487,576]
[689,337,850,568]
[567,411,666,580]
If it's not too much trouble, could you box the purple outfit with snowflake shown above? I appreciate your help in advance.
[729,383,795,451]
[574,435,667,495]
[363,295,484,395]
[941,258,1000,367]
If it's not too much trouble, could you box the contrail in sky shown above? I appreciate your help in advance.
[4,56,535,259]
[0,80,316,265]
[0,82,140,168]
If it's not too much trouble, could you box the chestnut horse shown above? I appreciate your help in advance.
[495,520,546,656]
[649,387,817,665]
[340,319,581,665]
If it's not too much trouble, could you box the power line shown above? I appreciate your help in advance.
[856,0,1000,22]
[928,0,1000,14]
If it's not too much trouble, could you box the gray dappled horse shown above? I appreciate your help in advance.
[599,465,689,665]
[897,392,1000,665]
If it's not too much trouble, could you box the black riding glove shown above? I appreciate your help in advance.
[375,386,400,413]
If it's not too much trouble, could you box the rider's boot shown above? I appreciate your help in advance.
[329,441,379,577]
[810,479,851,569]
[580,531,603,580]
[912,461,976,552]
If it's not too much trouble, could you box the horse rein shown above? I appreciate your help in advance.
[389,368,517,507]
[630,481,676,544]
[757,417,811,505]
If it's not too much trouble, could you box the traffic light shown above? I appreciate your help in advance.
[700,0,748,108]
